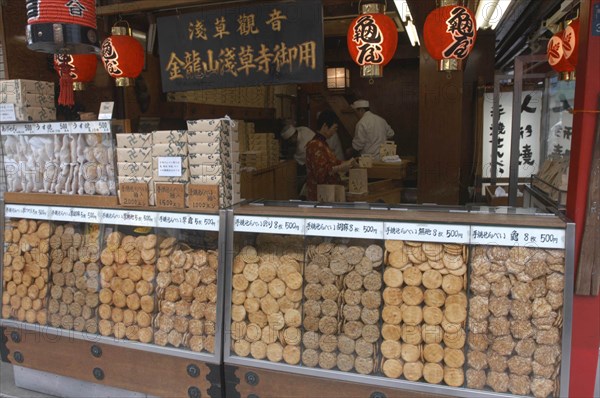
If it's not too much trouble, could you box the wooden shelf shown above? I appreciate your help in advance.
[4,193,119,208]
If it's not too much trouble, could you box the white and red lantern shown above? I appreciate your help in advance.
[26,0,98,53]
[347,2,398,78]
[101,26,145,87]
[423,4,477,71]
[54,53,97,106]
[547,31,575,80]
[562,19,579,68]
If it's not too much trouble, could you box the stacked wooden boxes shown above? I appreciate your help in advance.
[187,118,240,208]
[152,130,190,206]
[247,132,280,169]
[0,79,56,121]
[116,133,154,205]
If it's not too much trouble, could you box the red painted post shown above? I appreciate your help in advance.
[566,0,600,396]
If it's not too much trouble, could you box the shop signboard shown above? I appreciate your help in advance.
[157,0,323,92]
[482,90,542,178]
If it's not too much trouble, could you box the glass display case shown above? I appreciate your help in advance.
[1,204,225,363]
[0,121,116,197]
[224,202,574,398]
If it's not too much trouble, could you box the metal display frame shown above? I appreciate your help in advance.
[223,201,574,398]
[0,204,227,365]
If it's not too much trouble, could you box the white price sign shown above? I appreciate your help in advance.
[48,207,101,224]
[384,222,470,244]
[100,210,156,227]
[305,219,383,239]
[5,205,49,220]
[69,121,111,134]
[470,226,565,249]
[158,157,183,177]
[234,216,305,235]
[157,213,220,231]
[0,104,16,122]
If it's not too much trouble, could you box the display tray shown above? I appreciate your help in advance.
[223,204,574,398]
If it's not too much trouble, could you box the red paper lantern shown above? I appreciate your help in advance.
[423,5,477,71]
[347,3,398,78]
[562,19,579,67]
[54,54,97,88]
[101,26,144,87]
[54,53,97,106]
[547,33,575,80]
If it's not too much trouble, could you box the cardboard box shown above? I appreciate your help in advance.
[152,130,188,144]
[0,79,54,96]
[188,141,230,155]
[187,130,225,144]
[485,185,524,206]
[0,92,55,108]
[190,164,223,177]
[186,119,227,132]
[116,148,151,163]
[190,175,223,185]
[152,143,188,157]
[117,162,152,178]
[116,133,152,148]
[189,153,227,166]
[13,106,55,122]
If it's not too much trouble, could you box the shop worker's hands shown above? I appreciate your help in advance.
[334,158,357,173]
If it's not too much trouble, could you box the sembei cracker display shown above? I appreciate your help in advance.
[381,239,467,385]
[466,246,566,397]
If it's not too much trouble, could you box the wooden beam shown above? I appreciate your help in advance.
[97,0,285,16]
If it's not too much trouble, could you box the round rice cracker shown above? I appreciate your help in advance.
[387,250,410,269]
[402,286,424,306]
[403,267,422,286]
[444,347,465,368]
[423,362,444,384]
[383,358,404,378]
[381,340,402,359]
[403,361,424,381]
[383,268,403,288]
[423,343,444,363]
[444,303,467,324]
[382,305,402,325]
[283,345,301,365]
[382,287,403,306]
[422,269,443,289]
[442,274,463,295]
[443,366,464,387]
[384,240,404,253]
[365,244,383,263]
[423,306,444,325]
[382,323,402,341]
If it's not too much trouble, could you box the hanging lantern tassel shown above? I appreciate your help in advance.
[58,57,75,107]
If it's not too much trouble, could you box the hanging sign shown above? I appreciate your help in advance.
[157,0,323,92]
[482,90,542,178]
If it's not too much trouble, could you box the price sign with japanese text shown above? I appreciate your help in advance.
[384,222,470,244]
[5,205,49,220]
[157,212,220,231]
[470,226,565,249]
[100,210,157,227]
[305,219,383,239]
[234,216,305,236]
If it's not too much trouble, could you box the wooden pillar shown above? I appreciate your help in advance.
[566,0,600,396]
[417,27,494,205]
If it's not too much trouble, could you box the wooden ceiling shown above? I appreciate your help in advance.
[97,0,576,72]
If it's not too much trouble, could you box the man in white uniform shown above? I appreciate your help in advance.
[350,99,395,160]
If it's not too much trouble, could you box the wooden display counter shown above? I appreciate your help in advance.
[240,160,297,201]
[224,364,446,398]
[1,326,222,398]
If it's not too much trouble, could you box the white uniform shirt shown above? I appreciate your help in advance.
[352,111,395,160]
[294,126,344,165]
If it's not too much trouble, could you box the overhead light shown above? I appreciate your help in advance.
[394,0,411,23]
[405,20,420,46]
[326,67,350,90]
[394,0,420,46]
[476,0,512,30]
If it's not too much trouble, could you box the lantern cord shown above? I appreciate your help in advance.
[58,57,75,107]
